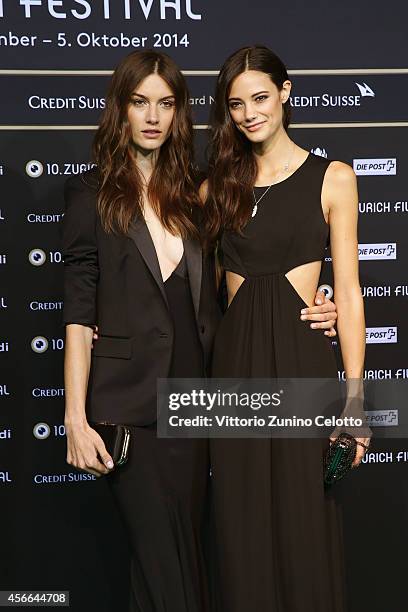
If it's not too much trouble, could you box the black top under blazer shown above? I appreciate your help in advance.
[61,168,221,426]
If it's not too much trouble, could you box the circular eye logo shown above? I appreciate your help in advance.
[318,284,334,299]
[29,249,46,266]
[26,160,44,178]
[33,422,51,439]
[31,336,49,353]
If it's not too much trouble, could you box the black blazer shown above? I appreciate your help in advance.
[61,169,221,426]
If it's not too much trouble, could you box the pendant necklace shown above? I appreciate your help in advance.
[251,143,296,218]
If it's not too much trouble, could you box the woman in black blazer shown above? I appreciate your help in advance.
[63,169,219,426]
[62,49,338,612]
[62,50,220,612]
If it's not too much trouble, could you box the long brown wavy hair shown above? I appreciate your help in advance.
[92,50,201,237]
[205,45,292,243]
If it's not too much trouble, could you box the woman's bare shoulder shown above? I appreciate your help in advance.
[323,161,358,213]
[325,160,356,186]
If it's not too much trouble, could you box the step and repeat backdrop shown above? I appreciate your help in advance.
[1,1,408,610]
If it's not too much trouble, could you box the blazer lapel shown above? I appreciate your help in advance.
[127,217,169,307]
[184,237,202,322]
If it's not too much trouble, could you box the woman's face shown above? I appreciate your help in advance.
[228,70,291,145]
[127,73,175,152]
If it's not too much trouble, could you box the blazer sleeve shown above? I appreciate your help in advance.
[61,174,99,328]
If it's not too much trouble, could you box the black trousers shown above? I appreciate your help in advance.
[106,423,211,612]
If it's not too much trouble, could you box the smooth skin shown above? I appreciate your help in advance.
[204,69,369,465]
[65,73,182,477]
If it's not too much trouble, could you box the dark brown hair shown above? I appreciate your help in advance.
[93,50,200,236]
[205,45,291,243]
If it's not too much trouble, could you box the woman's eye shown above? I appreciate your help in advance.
[131,99,146,106]
[161,100,175,108]
[255,95,267,102]
[229,102,241,110]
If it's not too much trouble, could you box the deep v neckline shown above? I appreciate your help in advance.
[127,215,202,321]
[143,216,184,283]
[163,252,186,283]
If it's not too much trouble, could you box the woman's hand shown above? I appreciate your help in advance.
[65,419,114,477]
[300,290,337,337]
[329,434,371,468]
[351,436,371,467]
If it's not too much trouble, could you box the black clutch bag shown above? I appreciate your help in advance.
[90,422,131,467]
[324,432,357,486]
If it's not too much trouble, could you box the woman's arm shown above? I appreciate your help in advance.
[325,162,365,378]
[64,324,113,476]
[64,324,93,428]
[324,161,371,464]
[61,175,113,476]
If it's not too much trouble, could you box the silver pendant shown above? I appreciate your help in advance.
[251,203,258,218]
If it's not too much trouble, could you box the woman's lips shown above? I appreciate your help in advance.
[245,122,266,132]
[142,130,162,138]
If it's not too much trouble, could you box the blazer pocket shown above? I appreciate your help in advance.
[92,336,132,359]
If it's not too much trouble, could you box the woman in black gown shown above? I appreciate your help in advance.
[203,46,371,612]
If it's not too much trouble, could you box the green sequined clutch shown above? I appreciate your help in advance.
[324,432,357,486]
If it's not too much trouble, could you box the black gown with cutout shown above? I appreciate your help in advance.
[210,153,347,612]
